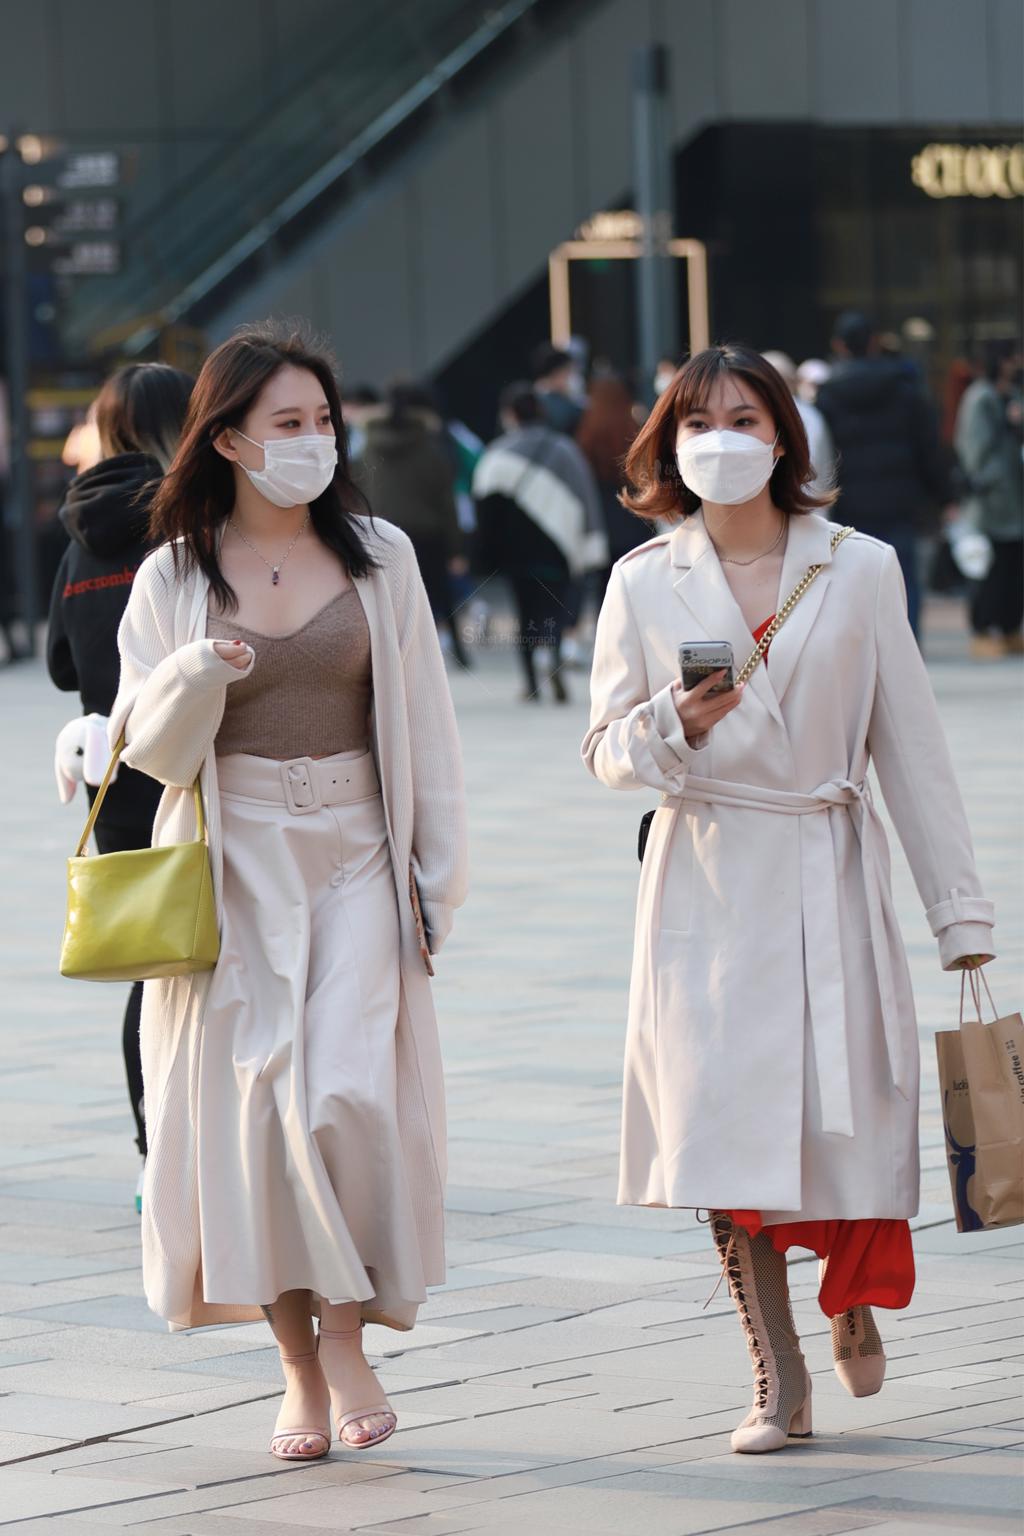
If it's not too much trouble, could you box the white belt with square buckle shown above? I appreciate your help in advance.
[279,753,379,814]
[280,757,323,815]
[217,750,379,813]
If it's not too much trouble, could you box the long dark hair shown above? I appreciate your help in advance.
[621,343,838,524]
[149,321,381,612]
[95,363,194,471]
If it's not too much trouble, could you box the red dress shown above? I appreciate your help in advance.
[725,616,915,1317]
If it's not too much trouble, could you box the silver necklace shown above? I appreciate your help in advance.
[710,518,786,567]
[229,513,310,585]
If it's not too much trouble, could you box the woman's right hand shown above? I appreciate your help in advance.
[213,640,252,671]
[671,670,744,745]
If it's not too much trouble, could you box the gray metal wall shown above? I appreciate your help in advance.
[3,0,1020,379]
[209,0,1023,381]
[2,0,341,203]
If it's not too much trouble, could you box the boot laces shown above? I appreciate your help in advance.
[708,1214,770,1410]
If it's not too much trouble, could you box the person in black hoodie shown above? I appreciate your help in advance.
[816,312,952,638]
[47,363,194,1185]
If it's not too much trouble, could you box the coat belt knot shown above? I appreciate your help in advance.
[660,773,910,1138]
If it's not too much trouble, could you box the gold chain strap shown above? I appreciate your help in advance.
[734,526,854,687]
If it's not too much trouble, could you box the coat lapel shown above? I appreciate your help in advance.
[350,564,382,768]
[668,512,784,728]
[764,514,837,706]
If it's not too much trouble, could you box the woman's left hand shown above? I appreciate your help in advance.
[953,953,994,970]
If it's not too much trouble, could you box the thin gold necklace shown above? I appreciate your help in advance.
[229,513,310,585]
[710,517,786,566]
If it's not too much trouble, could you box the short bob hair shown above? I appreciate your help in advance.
[620,343,837,524]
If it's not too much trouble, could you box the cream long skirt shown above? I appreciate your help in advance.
[196,747,427,1329]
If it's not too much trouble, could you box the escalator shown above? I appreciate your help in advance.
[65,0,592,358]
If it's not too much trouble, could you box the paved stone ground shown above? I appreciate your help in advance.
[0,596,1021,1535]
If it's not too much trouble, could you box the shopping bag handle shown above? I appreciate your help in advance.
[960,966,998,1025]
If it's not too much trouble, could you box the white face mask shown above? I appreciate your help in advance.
[233,429,338,508]
[676,428,779,506]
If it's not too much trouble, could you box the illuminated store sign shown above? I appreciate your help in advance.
[575,211,644,241]
[911,143,1024,199]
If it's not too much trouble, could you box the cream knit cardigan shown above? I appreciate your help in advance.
[109,514,469,1329]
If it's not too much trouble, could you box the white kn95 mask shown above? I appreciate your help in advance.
[676,429,779,506]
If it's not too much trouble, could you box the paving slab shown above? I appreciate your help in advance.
[1,607,1021,1536]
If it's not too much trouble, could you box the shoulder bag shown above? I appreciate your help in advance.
[59,732,219,981]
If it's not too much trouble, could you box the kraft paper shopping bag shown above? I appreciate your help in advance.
[936,972,1024,1233]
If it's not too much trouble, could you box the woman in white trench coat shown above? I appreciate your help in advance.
[582,345,995,1455]
[109,325,468,1463]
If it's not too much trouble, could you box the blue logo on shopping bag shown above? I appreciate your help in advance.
[943,1090,983,1232]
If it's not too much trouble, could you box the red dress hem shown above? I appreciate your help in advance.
[725,1210,915,1315]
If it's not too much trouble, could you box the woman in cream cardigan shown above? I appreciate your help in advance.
[582,344,994,1455]
[109,324,468,1461]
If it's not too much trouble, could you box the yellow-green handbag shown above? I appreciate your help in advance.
[59,731,219,982]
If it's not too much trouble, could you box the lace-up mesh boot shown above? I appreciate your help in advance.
[710,1212,813,1453]
[819,1259,886,1396]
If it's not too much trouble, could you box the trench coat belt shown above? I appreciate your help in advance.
[660,774,909,1138]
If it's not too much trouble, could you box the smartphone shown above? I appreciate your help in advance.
[678,640,735,694]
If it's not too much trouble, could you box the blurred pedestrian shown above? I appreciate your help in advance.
[62,399,103,475]
[954,340,1024,658]
[941,360,977,450]
[816,311,952,637]
[47,363,194,1200]
[575,372,645,606]
[353,382,470,666]
[0,536,22,663]
[583,342,994,1457]
[762,351,836,499]
[921,359,977,597]
[339,382,380,463]
[107,322,467,1461]
[0,377,29,664]
[795,357,830,404]
[653,355,681,397]
[530,343,596,664]
[530,342,587,437]
[440,407,489,645]
[473,381,606,702]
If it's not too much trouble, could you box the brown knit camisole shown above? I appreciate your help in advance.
[207,587,372,759]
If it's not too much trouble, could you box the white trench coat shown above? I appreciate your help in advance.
[109,516,469,1328]
[582,511,995,1220]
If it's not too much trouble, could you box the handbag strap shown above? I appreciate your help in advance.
[734,525,854,687]
[74,730,205,857]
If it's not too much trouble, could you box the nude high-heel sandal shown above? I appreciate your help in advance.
[317,1322,397,1450]
[710,1213,813,1454]
[269,1349,331,1461]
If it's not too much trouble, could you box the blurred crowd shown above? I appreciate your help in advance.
[335,313,1022,699]
[2,315,1021,702]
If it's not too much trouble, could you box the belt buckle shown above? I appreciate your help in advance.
[280,756,322,815]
